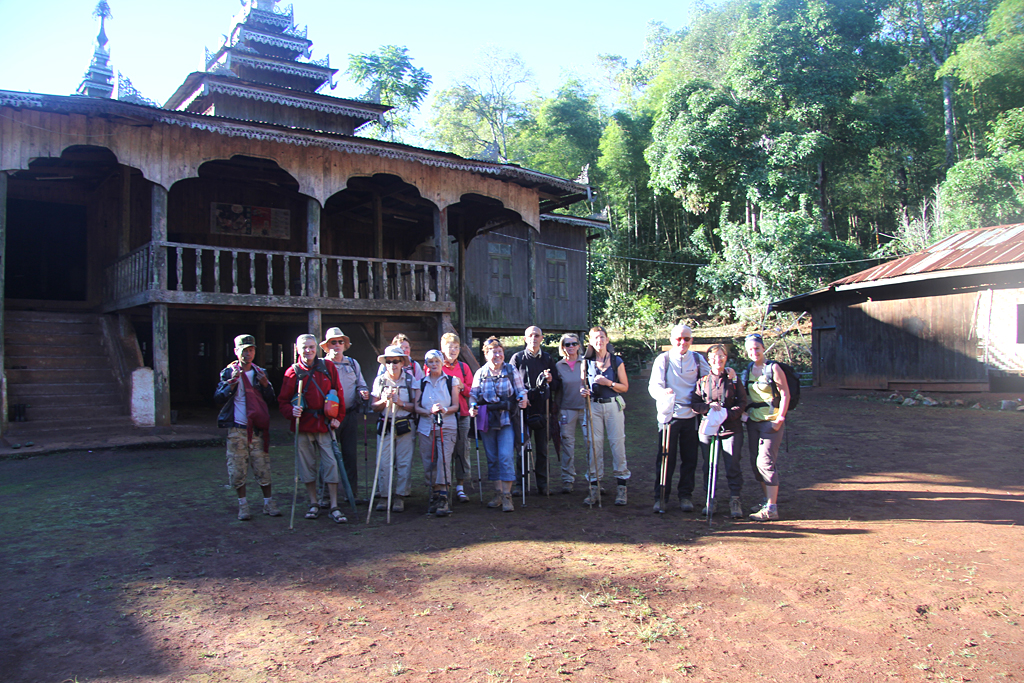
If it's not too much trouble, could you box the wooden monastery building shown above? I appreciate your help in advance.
[0,0,598,436]
[771,223,1024,393]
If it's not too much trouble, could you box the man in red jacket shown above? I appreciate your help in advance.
[278,334,346,524]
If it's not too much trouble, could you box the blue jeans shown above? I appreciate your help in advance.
[481,425,515,481]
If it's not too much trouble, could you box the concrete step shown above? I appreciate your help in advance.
[6,368,119,384]
[4,310,98,324]
[5,415,134,435]
[6,344,109,358]
[4,332,105,347]
[5,355,109,370]
[8,382,122,401]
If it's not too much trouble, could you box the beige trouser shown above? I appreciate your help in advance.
[588,401,630,482]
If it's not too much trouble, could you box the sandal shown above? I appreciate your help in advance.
[328,507,347,524]
[304,504,320,520]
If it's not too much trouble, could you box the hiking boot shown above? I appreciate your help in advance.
[427,492,440,515]
[730,497,743,519]
[487,492,504,509]
[748,504,779,521]
[391,497,405,513]
[701,499,717,517]
[263,499,282,517]
[375,500,388,512]
[679,497,694,512]
[237,499,251,521]
[614,485,628,506]
[561,482,574,494]
[582,484,600,506]
[501,493,514,512]
[653,499,666,514]
[434,495,451,517]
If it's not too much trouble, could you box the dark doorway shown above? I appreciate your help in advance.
[5,199,88,301]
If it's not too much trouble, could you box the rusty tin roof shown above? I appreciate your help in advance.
[833,223,1024,286]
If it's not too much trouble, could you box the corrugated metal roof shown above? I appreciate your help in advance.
[832,223,1024,286]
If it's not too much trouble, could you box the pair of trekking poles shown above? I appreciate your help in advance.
[656,420,721,526]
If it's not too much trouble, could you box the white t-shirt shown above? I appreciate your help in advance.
[232,368,256,425]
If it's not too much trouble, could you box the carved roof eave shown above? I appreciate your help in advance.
[0,90,590,197]
[238,27,311,58]
[202,81,383,124]
[230,53,337,86]
[164,73,389,118]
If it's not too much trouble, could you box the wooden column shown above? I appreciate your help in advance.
[151,184,168,290]
[151,184,170,426]
[307,199,322,342]
[152,303,170,426]
[373,192,383,298]
[118,166,131,257]
[527,227,538,324]
[433,205,450,300]
[0,173,7,435]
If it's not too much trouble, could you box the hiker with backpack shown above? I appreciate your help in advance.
[370,345,419,514]
[648,324,711,513]
[320,327,369,506]
[416,350,461,517]
[741,333,793,522]
[441,332,474,503]
[215,334,281,521]
[277,334,346,524]
[691,344,748,519]
[554,333,589,494]
[468,337,529,512]
[581,325,631,506]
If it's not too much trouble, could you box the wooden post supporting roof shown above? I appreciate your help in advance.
[151,185,171,426]
[0,173,7,436]
[527,228,537,324]
[307,198,322,343]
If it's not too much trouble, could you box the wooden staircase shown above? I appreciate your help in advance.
[379,320,435,367]
[4,310,131,437]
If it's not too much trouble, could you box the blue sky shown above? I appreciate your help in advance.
[1,0,694,132]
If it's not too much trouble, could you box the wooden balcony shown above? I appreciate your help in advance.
[102,241,453,313]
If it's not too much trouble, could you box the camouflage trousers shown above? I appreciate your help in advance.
[226,427,272,490]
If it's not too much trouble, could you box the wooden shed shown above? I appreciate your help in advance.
[0,0,593,437]
[771,224,1024,392]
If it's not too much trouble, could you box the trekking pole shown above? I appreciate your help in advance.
[545,396,550,497]
[362,408,369,501]
[289,378,305,530]
[386,399,397,525]
[581,358,599,509]
[706,433,719,527]
[656,422,669,514]
[330,429,357,514]
[519,409,528,506]
[436,412,449,499]
[429,413,438,495]
[366,400,388,525]
[474,416,484,503]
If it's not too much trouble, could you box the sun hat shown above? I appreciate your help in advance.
[319,327,350,350]
[377,344,409,365]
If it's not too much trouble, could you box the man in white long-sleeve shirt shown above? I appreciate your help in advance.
[648,324,710,512]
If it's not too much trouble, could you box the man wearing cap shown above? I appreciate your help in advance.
[278,334,346,524]
[321,327,369,502]
[215,334,280,521]
[371,345,418,513]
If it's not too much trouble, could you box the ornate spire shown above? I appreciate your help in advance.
[76,1,115,98]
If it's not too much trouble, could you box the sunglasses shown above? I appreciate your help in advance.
[563,341,579,347]
[384,359,403,365]
[674,337,692,342]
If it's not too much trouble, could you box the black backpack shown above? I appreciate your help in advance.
[742,360,801,411]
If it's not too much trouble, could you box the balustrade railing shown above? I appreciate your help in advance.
[103,241,451,307]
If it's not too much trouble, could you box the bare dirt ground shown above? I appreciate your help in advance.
[1,387,1022,683]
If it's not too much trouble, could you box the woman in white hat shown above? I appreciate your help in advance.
[320,327,369,503]
[370,345,419,513]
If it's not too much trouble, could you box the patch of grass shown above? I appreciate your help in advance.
[390,660,406,676]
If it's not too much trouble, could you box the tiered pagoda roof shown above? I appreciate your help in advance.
[165,0,386,135]
[76,8,114,98]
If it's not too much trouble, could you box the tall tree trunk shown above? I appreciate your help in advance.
[817,160,831,234]
[941,76,956,167]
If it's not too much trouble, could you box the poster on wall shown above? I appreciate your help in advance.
[210,203,291,239]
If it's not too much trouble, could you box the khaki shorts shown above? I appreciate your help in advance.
[226,427,272,489]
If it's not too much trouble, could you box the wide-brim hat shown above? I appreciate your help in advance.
[377,344,409,365]
[320,326,351,350]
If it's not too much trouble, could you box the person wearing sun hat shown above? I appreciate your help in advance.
[370,344,419,513]
[319,327,369,503]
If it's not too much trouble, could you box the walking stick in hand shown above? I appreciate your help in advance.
[474,415,483,503]
[386,397,397,525]
[289,379,305,530]
[366,400,387,525]
[581,356,600,508]
[656,422,669,514]
[707,433,720,527]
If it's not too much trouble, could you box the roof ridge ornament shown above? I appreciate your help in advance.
[76,1,115,99]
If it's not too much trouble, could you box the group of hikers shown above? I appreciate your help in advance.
[214,323,791,525]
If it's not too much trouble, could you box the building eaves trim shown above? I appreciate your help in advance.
[231,54,335,79]
[238,27,310,55]
[0,90,589,195]
[204,81,380,120]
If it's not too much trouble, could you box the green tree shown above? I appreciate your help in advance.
[347,45,431,142]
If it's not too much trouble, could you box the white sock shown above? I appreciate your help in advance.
[264,497,272,505]
[456,485,464,492]
[238,498,247,505]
